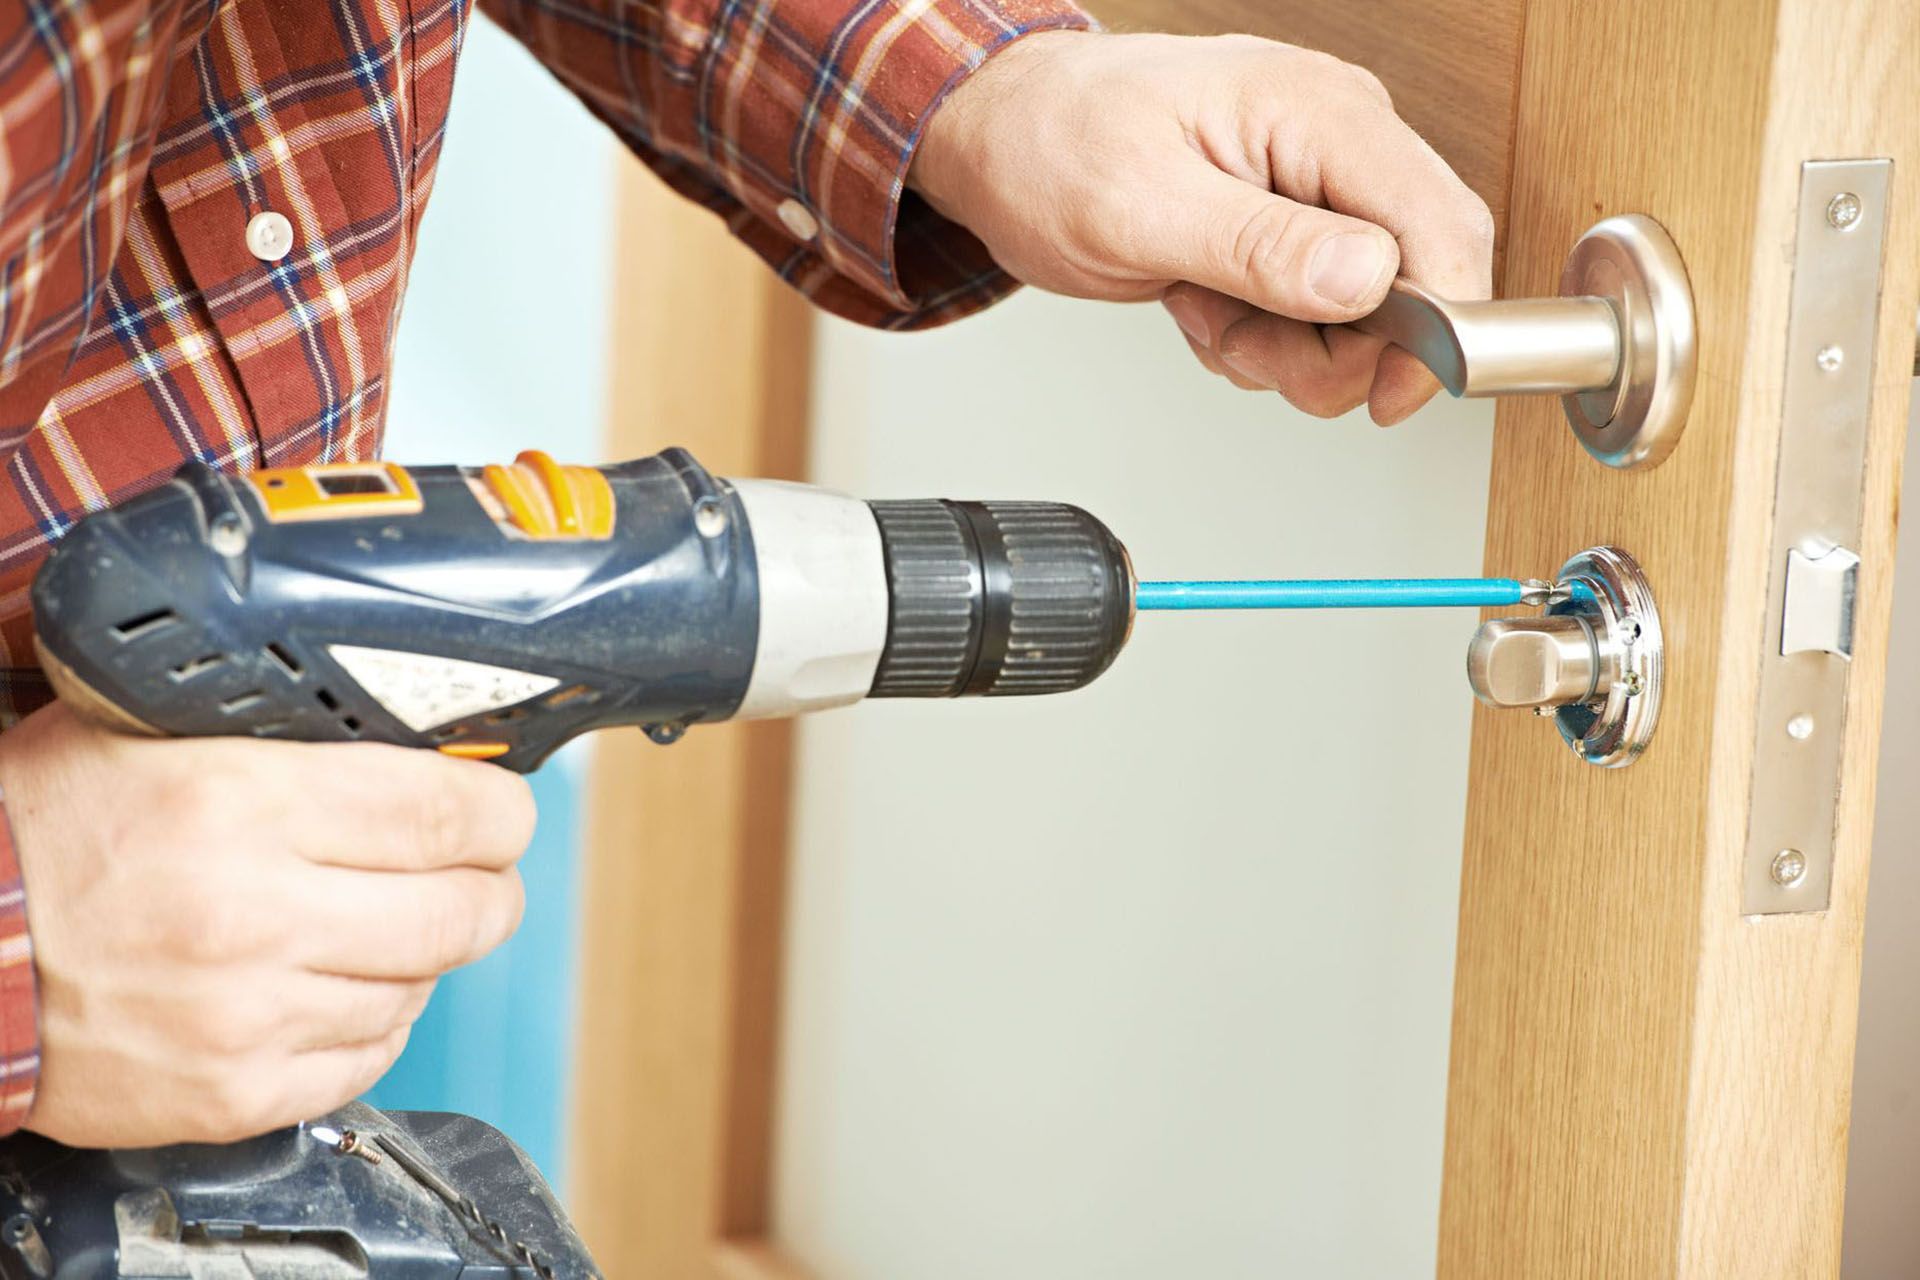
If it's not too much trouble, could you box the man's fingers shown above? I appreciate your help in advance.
[1368,346,1445,426]
[1216,311,1382,418]
[1176,330,1267,390]
[1162,283,1267,389]
[1289,85,1495,304]
[274,741,536,872]
[281,975,436,1053]
[1161,282,1255,349]
[1152,167,1399,324]
[294,864,525,980]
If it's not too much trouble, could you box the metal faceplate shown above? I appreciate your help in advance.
[1742,160,1892,915]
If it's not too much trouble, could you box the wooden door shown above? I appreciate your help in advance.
[567,2,1920,1276]
[1446,5,1918,1276]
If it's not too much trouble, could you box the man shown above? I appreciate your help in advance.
[0,0,1492,1147]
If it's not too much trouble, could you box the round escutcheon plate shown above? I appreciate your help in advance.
[1551,545,1663,767]
[1558,215,1697,470]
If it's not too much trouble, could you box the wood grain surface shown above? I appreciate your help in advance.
[1085,0,1527,246]
[1440,2,1920,1275]
[566,159,813,1280]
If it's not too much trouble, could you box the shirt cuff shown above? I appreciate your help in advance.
[0,792,37,1135]
[702,0,1094,329]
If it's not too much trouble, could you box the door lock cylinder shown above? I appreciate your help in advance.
[1466,545,1662,767]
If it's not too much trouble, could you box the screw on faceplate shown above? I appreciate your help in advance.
[1771,848,1808,887]
[1621,671,1645,697]
[1827,192,1863,230]
[1816,345,1844,373]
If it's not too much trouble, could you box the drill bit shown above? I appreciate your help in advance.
[1133,577,1593,611]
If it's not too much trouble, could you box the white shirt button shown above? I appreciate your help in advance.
[246,210,295,262]
[776,198,819,242]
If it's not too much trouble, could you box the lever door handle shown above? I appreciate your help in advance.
[1349,213,1697,470]
[1352,282,1621,398]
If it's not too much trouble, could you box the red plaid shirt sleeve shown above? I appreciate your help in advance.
[479,0,1093,329]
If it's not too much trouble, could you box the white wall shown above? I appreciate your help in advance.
[775,290,1494,1278]
[382,18,615,467]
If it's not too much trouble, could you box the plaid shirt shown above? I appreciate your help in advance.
[0,0,1090,1133]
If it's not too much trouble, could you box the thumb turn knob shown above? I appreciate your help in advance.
[1466,615,1612,710]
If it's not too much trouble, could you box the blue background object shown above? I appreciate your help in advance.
[363,746,587,1180]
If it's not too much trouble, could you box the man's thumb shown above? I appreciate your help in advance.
[1173,170,1400,323]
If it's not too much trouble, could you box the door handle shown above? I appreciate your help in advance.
[1350,214,1696,470]
[1354,282,1622,398]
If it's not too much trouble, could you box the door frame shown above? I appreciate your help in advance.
[563,161,816,1280]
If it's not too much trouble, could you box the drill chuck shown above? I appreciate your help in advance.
[867,500,1132,698]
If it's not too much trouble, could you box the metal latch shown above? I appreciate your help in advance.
[1781,545,1859,659]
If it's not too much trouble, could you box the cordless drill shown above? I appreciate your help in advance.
[32,447,1137,770]
[3,447,1142,1279]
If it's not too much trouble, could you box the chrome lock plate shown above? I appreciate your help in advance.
[1741,159,1892,915]
[1466,545,1662,768]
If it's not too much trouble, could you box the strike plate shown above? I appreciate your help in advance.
[1742,160,1891,915]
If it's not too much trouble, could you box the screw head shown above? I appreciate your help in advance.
[693,498,728,538]
[1816,344,1844,372]
[208,515,248,557]
[1770,848,1808,887]
[1827,192,1863,230]
[1786,713,1816,741]
[1621,671,1645,697]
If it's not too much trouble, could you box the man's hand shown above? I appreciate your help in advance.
[0,703,535,1147]
[910,31,1494,425]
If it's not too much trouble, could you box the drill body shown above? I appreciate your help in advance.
[31,448,1134,772]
